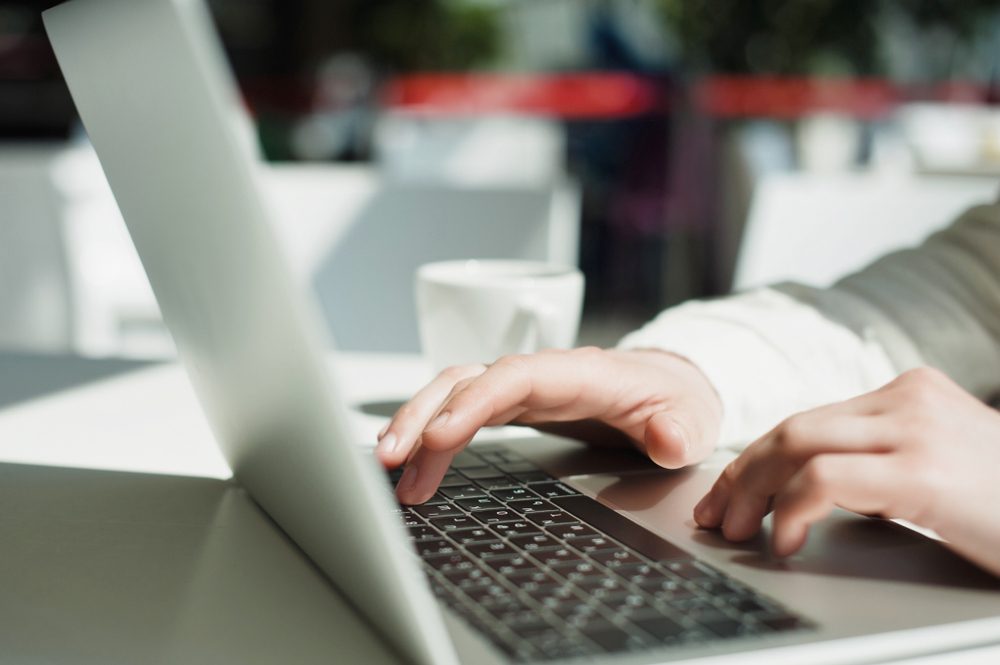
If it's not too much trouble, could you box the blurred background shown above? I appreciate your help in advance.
[5,0,1000,358]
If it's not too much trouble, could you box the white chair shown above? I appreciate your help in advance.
[734,171,999,290]
[0,144,74,352]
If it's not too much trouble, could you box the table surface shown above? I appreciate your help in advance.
[0,350,998,665]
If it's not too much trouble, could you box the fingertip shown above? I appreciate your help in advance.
[394,464,421,505]
[772,523,806,558]
[375,431,407,467]
[693,492,721,528]
[644,413,689,469]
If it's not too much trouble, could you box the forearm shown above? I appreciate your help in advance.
[620,202,1000,446]
[618,287,898,446]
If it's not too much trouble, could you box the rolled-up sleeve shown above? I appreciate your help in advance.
[619,202,1000,447]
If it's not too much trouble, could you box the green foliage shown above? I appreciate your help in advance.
[363,0,501,71]
[657,0,999,76]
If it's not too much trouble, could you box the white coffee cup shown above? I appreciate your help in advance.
[416,259,584,372]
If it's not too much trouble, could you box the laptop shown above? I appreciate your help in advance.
[41,0,1000,663]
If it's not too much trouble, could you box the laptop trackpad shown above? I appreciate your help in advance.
[569,467,1000,589]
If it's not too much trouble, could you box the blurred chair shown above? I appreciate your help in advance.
[0,144,74,352]
[734,171,999,290]
[266,162,579,352]
[22,143,579,356]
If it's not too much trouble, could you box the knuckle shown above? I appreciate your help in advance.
[494,354,530,372]
[896,367,947,402]
[774,415,810,455]
[439,364,475,381]
[800,458,832,488]
[572,345,603,359]
[720,461,741,488]
[394,404,417,421]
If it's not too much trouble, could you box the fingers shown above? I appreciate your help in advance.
[771,453,898,556]
[694,395,898,539]
[418,352,604,453]
[643,399,718,470]
[396,446,459,505]
[376,364,486,468]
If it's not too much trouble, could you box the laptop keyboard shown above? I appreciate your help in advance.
[388,445,810,662]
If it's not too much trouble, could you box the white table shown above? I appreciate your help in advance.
[0,352,998,664]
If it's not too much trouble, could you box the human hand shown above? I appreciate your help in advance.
[694,367,1000,577]
[378,347,723,505]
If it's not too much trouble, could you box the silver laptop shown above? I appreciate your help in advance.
[42,1,1000,663]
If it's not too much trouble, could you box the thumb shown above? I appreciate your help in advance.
[643,407,716,469]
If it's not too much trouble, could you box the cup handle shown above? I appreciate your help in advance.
[497,297,560,356]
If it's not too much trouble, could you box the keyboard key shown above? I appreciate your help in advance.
[466,541,519,559]
[492,487,539,502]
[408,525,439,541]
[476,479,520,493]
[511,471,554,484]
[446,527,496,544]
[478,450,515,464]
[474,508,521,524]
[506,568,555,591]
[442,566,492,586]
[601,593,657,618]
[696,612,744,638]
[462,467,511,480]
[578,576,626,597]
[664,560,717,581]
[455,497,504,511]
[509,533,561,552]
[530,481,581,498]
[483,555,539,575]
[417,492,446,505]
[571,535,619,554]
[553,494,690,561]
[550,560,603,583]
[546,523,600,540]
[580,620,649,653]
[438,471,467,488]
[399,511,424,527]
[430,515,481,531]
[417,539,460,557]
[526,510,578,527]
[464,584,520,609]
[632,615,686,641]
[440,485,488,500]
[423,551,474,571]
[490,522,542,538]
[590,549,644,569]
[531,548,584,566]
[640,581,695,604]
[451,452,490,470]
[507,498,555,514]
[496,461,540,474]
[413,503,461,519]
[525,581,579,603]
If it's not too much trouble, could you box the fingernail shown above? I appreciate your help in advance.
[672,418,691,458]
[425,411,450,432]
[397,465,419,496]
[694,493,718,525]
[378,423,390,440]
[377,432,398,456]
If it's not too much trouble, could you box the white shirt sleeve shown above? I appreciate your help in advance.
[618,203,1000,448]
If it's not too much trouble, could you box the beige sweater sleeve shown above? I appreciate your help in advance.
[619,203,1000,447]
